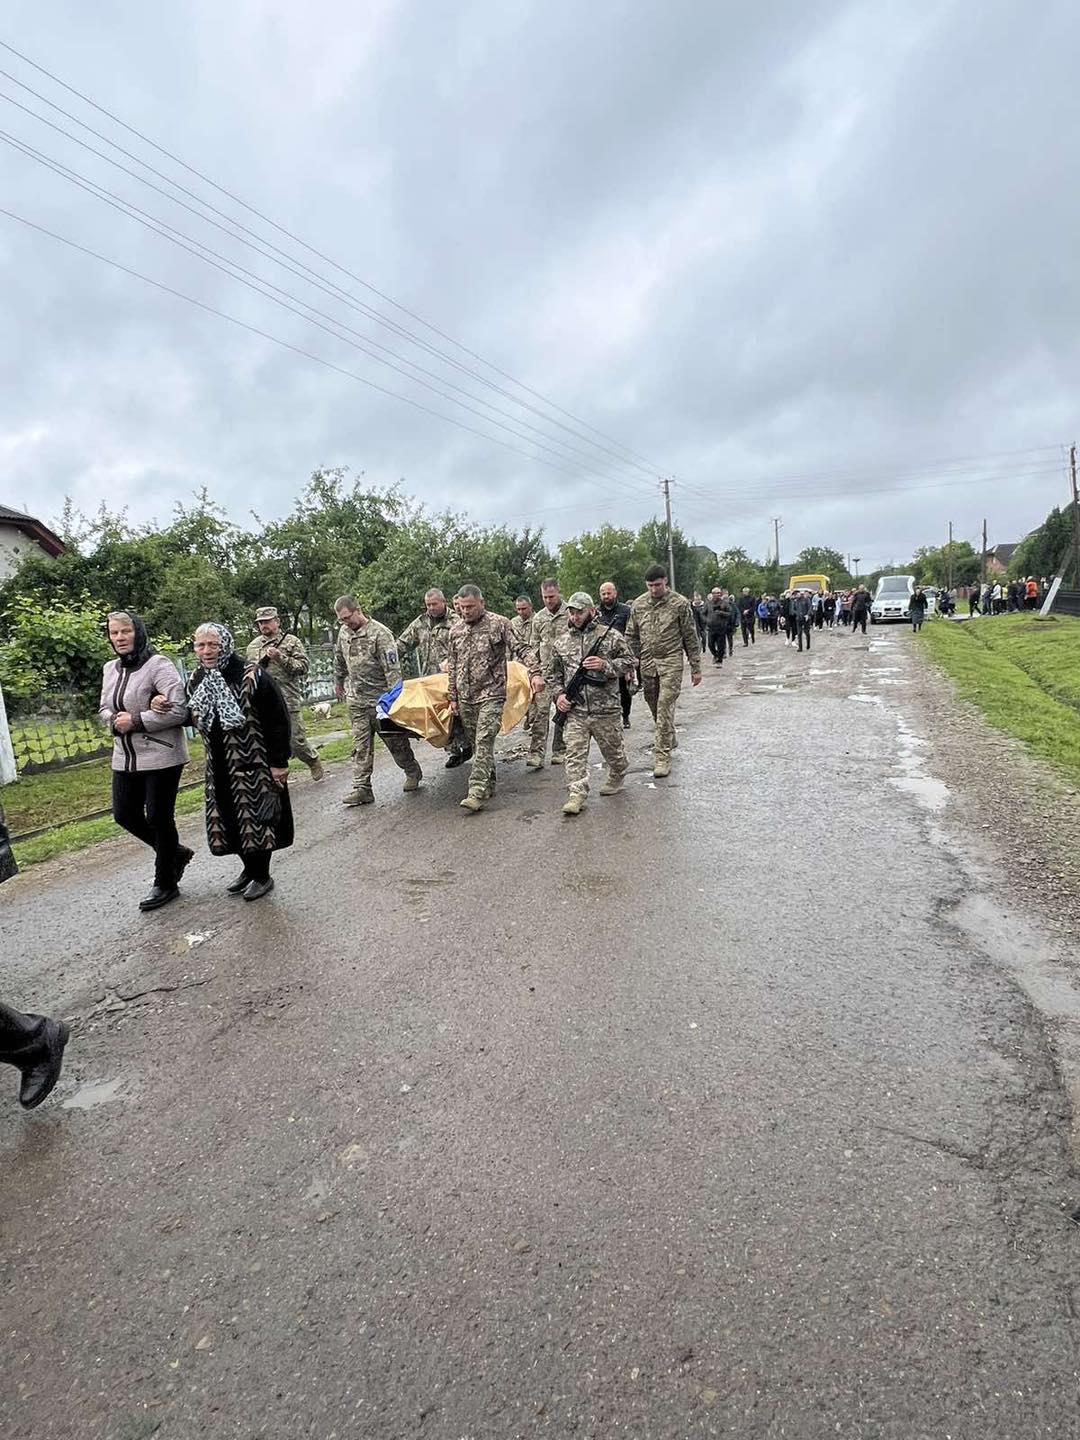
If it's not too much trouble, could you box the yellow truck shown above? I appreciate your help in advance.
[787,572,831,594]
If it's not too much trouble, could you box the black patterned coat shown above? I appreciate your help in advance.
[188,655,295,857]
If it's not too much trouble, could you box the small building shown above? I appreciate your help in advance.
[985,542,1017,576]
[0,504,66,581]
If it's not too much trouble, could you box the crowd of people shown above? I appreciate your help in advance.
[689,584,876,657]
[968,576,1045,616]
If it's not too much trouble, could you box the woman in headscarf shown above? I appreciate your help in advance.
[99,609,192,911]
[156,622,293,901]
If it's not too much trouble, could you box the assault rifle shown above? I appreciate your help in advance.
[552,627,611,731]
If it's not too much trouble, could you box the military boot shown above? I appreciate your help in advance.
[525,755,544,771]
[652,757,671,778]
[459,794,485,813]
[599,773,625,795]
[562,794,586,816]
[402,771,422,793]
[343,786,375,806]
[309,759,326,782]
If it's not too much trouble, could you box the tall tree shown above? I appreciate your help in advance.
[557,526,652,600]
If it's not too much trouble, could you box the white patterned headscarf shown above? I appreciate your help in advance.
[190,623,247,735]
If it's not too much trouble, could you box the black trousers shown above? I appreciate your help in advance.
[619,676,632,722]
[795,619,811,651]
[707,630,726,664]
[0,1001,47,1073]
[112,764,184,886]
[852,612,868,634]
[740,619,755,646]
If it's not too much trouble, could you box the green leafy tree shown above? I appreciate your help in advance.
[1010,505,1078,583]
[637,519,702,594]
[791,546,847,581]
[0,595,112,703]
[714,547,767,594]
[144,554,244,642]
[557,526,652,600]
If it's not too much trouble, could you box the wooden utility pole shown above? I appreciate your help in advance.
[1070,444,1080,588]
[772,516,782,568]
[661,477,676,588]
[981,518,988,585]
[947,521,954,591]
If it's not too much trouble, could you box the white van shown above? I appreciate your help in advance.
[871,574,915,623]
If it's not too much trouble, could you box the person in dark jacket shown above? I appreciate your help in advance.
[703,588,729,666]
[598,581,634,727]
[1,1000,70,1108]
[850,586,872,635]
[910,587,928,632]
[99,610,193,912]
[160,622,293,901]
[790,591,813,652]
[737,588,758,647]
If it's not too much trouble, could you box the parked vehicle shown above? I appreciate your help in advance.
[787,572,830,595]
[870,574,915,623]
[922,586,939,615]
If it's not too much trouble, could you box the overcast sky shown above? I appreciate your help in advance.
[1,0,1077,570]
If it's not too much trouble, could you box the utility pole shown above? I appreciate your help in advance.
[947,521,954,592]
[981,518,988,586]
[661,477,676,589]
[1070,444,1080,588]
[771,516,782,568]
[852,557,861,583]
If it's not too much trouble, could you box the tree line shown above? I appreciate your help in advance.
[0,465,1073,703]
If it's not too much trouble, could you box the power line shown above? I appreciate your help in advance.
[0,204,644,484]
[0,39,667,479]
[0,128,660,501]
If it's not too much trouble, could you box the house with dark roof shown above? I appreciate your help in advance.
[986,542,1018,576]
[0,504,66,581]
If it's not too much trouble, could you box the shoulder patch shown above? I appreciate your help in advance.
[387,650,398,665]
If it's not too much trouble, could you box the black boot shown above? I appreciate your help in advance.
[139,884,179,912]
[18,1018,71,1109]
[226,871,251,894]
[243,877,275,901]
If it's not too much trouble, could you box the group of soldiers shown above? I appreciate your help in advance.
[246,564,703,818]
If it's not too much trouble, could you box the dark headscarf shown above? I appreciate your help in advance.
[108,610,155,670]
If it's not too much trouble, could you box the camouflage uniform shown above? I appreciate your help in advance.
[626,590,702,763]
[397,606,454,677]
[446,611,539,803]
[528,601,569,762]
[334,618,421,795]
[245,630,319,767]
[547,620,635,799]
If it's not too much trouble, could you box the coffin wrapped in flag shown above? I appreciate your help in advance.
[375,662,535,749]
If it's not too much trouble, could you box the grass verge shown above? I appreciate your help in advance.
[4,705,355,870]
[918,614,1080,786]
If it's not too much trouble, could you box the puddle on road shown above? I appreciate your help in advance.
[808,668,842,676]
[62,1076,126,1110]
[887,775,951,812]
[848,693,883,704]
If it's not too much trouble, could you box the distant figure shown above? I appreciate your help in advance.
[910,587,928,632]
[850,587,871,635]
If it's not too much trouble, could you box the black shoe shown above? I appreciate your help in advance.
[622,718,631,729]
[445,747,473,769]
[18,1020,70,1109]
[139,885,179,912]
[243,877,275,902]
[175,846,195,883]
[226,871,251,894]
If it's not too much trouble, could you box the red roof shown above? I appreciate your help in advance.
[0,504,66,559]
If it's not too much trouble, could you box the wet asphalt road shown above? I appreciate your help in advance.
[2,623,1079,1440]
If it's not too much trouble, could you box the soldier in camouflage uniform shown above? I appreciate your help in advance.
[547,593,635,816]
[397,588,471,768]
[333,596,422,805]
[526,578,569,768]
[446,585,543,813]
[626,564,703,779]
[246,606,324,781]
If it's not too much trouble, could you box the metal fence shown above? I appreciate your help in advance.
[7,691,112,774]
[1052,589,1080,617]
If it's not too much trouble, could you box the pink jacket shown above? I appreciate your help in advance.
[99,654,190,773]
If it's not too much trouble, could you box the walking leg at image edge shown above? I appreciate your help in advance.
[0,1001,70,1109]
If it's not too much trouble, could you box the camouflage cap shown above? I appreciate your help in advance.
[254,606,279,621]
[567,591,594,609]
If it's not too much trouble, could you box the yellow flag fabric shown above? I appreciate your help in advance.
[387,663,534,748]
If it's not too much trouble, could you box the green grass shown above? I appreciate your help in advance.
[3,701,354,869]
[918,614,1080,785]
